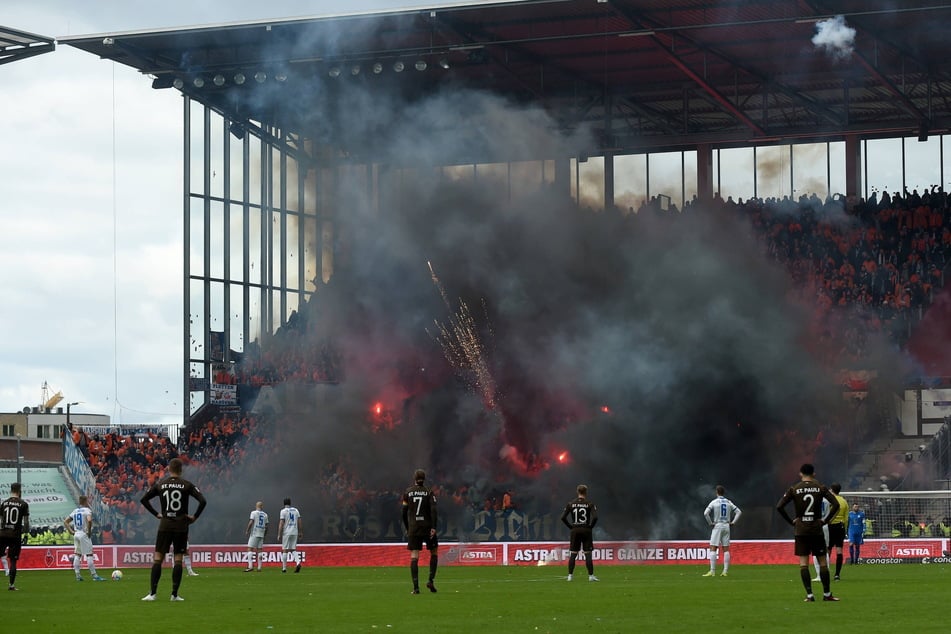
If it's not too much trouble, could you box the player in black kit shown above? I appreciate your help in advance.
[401,469,438,594]
[776,463,840,602]
[561,484,599,582]
[140,458,207,602]
[0,482,30,591]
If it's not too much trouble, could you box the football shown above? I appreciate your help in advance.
[111,570,123,581]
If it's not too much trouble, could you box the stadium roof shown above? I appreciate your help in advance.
[61,0,951,157]
[0,25,54,66]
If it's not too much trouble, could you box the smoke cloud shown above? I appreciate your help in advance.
[812,15,856,61]
[189,74,898,544]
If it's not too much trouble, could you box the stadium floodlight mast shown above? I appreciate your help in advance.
[15,433,22,485]
[66,401,80,430]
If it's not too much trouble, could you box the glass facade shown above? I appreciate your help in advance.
[184,95,948,419]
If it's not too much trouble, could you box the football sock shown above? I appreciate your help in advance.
[150,562,162,594]
[410,559,419,588]
[819,566,831,593]
[567,553,577,575]
[708,550,716,572]
[799,565,812,593]
[723,552,731,572]
[88,559,99,577]
[429,554,438,581]
[835,554,842,576]
[854,546,861,561]
[280,552,286,569]
[73,555,81,576]
[584,552,594,576]
[812,557,820,577]
[172,563,183,595]
[8,562,16,586]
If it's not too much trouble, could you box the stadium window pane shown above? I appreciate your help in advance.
[442,164,474,183]
[320,220,334,284]
[903,135,942,195]
[286,211,301,292]
[718,147,755,202]
[569,158,577,202]
[682,150,698,209]
[210,200,224,279]
[209,111,225,199]
[247,285,263,347]
[247,206,262,286]
[943,135,951,192]
[792,143,829,198]
[189,278,205,359]
[578,156,604,210]
[229,283,245,354]
[271,208,283,289]
[510,160,544,200]
[475,163,508,192]
[828,141,846,197]
[865,138,903,197]
[228,201,244,284]
[209,280,226,341]
[247,135,262,206]
[614,154,647,214]
[229,132,246,201]
[285,156,301,213]
[647,151,685,210]
[302,214,318,291]
[755,145,790,200]
[188,197,204,277]
[188,101,204,196]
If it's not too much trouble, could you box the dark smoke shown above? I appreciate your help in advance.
[191,83,893,543]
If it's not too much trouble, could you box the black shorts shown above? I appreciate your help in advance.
[154,530,189,556]
[407,528,438,552]
[828,523,845,548]
[0,536,22,560]
[794,533,828,557]
[569,528,594,552]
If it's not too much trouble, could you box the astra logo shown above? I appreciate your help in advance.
[461,550,495,560]
[894,547,931,556]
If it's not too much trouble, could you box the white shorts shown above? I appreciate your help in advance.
[281,534,298,551]
[73,531,94,556]
[248,535,265,549]
[709,523,731,547]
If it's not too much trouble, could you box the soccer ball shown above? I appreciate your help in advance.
[111,570,123,581]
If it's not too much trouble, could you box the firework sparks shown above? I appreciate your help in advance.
[426,261,497,410]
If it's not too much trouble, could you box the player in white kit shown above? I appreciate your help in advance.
[245,501,269,571]
[64,495,104,581]
[703,485,742,577]
[812,497,831,581]
[278,497,303,573]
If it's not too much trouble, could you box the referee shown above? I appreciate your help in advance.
[828,483,849,580]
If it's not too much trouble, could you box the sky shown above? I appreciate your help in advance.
[0,0,443,426]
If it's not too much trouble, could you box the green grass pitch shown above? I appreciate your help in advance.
[2,563,948,633]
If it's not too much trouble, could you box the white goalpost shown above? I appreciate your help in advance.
[842,490,951,538]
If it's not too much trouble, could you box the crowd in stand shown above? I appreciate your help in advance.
[232,331,342,386]
[681,187,949,365]
[75,187,949,538]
